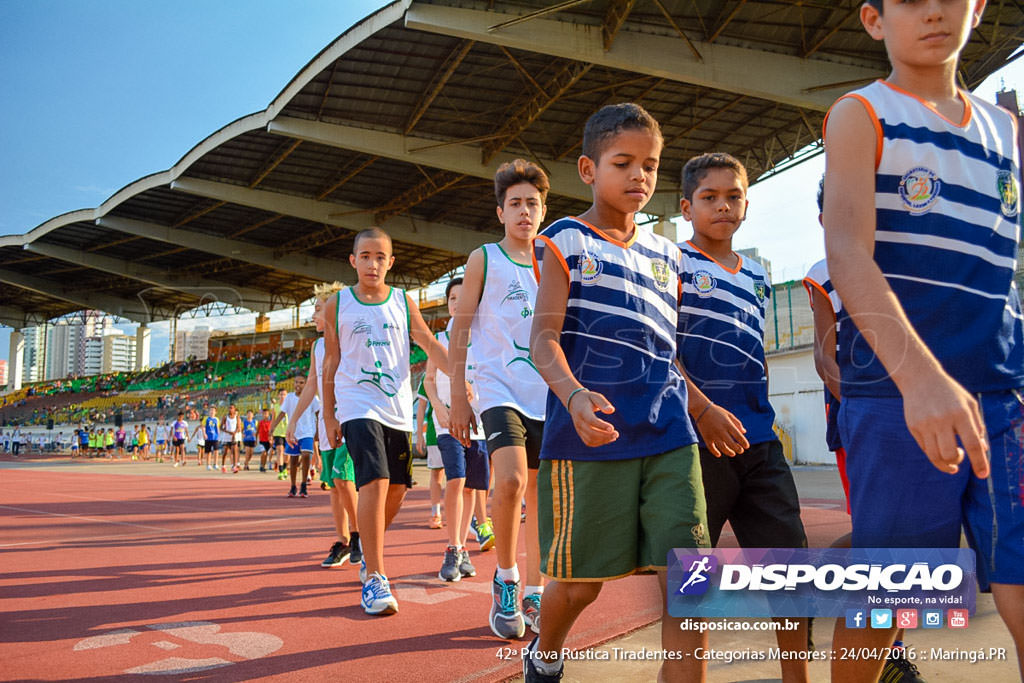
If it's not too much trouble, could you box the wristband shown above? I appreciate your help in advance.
[694,402,714,424]
[565,387,586,410]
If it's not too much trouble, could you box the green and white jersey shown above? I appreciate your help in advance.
[431,322,483,439]
[470,242,546,420]
[334,286,413,432]
[313,337,340,451]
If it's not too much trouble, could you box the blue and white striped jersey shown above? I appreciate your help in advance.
[677,241,776,447]
[803,259,842,451]
[534,217,696,461]
[825,80,1024,396]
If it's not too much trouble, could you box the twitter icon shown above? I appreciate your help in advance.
[870,609,893,629]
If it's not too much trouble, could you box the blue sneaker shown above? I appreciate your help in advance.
[359,558,367,584]
[522,592,542,634]
[489,571,525,639]
[361,572,398,615]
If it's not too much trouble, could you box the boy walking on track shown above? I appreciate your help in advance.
[321,226,450,616]
[675,151,809,682]
[526,103,709,682]
[824,1,1024,679]
[449,159,550,639]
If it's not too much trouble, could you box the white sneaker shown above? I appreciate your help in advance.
[361,572,398,615]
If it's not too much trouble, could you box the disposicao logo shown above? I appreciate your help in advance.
[677,555,718,596]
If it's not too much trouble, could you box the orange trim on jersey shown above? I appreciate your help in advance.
[533,234,569,282]
[802,277,838,324]
[879,79,972,129]
[685,240,743,274]
[824,93,883,171]
[570,216,638,249]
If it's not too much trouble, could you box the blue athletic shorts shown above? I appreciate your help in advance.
[284,437,314,456]
[840,390,1024,590]
[437,434,489,491]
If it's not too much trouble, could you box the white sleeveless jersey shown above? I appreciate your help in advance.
[223,415,237,436]
[470,243,547,420]
[334,286,414,432]
[313,337,332,451]
[431,323,484,439]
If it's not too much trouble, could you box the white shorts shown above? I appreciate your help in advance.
[426,444,443,470]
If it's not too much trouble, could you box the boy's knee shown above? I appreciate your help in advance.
[494,473,526,498]
[562,581,602,608]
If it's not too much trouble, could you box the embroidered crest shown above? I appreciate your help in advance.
[580,254,603,285]
[650,259,671,292]
[998,169,1019,218]
[898,167,941,214]
[693,270,716,298]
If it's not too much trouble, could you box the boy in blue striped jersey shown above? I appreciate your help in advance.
[825,1,1024,680]
[527,103,709,682]
[676,152,810,683]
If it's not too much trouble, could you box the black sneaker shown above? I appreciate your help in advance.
[523,636,563,682]
[288,485,297,498]
[321,541,350,568]
[299,482,308,498]
[880,652,926,682]
[349,532,362,565]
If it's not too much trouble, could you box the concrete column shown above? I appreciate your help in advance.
[8,330,24,391]
[653,219,677,243]
[135,323,151,371]
[255,313,270,333]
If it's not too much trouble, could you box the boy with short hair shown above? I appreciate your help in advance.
[527,103,709,682]
[257,408,273,472]
[241,409,258,471]
[824,1,1024,679]
[448,159,550,639]
[191,406,219,470]
[272,389,289,479]
[424,277,491,582]
[321,226,450,616]
[271,373,318,498]
[676,151,809,682]
[171,412,189,468]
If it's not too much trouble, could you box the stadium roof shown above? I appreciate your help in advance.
[3,0,1022,328]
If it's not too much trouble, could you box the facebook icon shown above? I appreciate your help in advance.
[846,609,867,629]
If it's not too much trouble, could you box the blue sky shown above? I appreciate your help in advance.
[1,1,1022,367]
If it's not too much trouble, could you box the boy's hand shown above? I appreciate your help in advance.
[323,415,341,449]
[901,373,989,477]
[415,428,426,454]
[285,425,297,447]
[696,405,749,457]
[449,392,477,447]
[434,403,451,430]
[568,389,619,447]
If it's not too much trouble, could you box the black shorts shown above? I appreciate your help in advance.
[273,435,286,448]
[172,439,185,447]
[204,439,219,454]
[481,406,543,470]
[342,418,413,489]
[698,438,806,548]
[243,440,256,448]
[260,440,272,452]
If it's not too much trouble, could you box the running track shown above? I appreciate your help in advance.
[0,457,851,681]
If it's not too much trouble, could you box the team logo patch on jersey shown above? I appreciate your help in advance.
[693,270,716,298]
[580,255,603,285]
[352,319,371,335]
[898,167,941,214]
[753,277,767,303]
[998,170,1019,218]
[650,259,671,292]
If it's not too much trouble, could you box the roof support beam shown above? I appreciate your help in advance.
[405,2,882,111]
[267,115,683,216]
[95,215,355,284]
[602,0,638,51]
[169,177,493,256]
[0,305,47,329]
[0,267,156,323]
[405,39,475,134]
[23,242,280,313]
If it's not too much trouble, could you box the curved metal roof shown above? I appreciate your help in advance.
[3,0,1021,328]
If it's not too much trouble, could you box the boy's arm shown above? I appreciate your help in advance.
[530,244,618,447]
[407,293,449,374]
[414,397,427,453]
[806,285,841,400]
[268,410,287,433]
[286,357,318,445]
[321,295,342,448]
[824,97,988,477]
[423,354,449,429]
[448,248,484,446]
[675,358,749,458]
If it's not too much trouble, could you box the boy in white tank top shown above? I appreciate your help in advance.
[321,227,451,616]
[449,159,550,639]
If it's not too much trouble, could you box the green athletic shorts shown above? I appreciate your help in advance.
[538,444,708,581]
[320,444,355,486]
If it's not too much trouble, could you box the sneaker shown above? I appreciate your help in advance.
[221,466,227,473]
[439,546,461,582]
[361,572,398,615]
[523,636,563,682]
[299,483,308,498]
[173,462,179,468]
[458,548,477,578]
[489,571,525,639]
[244,465,250,471]
[259,466,266,472]
[349,533,362,565]
[277,471,287,481]
[232,464,240,474]
[288,485,297,498]
[429,514,443,529]
[477,519,495,552]
[321,541,351,568]
[880,652,926,682]
[206,464,213,470]
[359,558,367,584]
[522,592,542,634]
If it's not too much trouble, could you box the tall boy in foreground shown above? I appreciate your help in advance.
[676,152,809,683]
[449,159,550,638]
[321,227,450,615]
[527,103,708,682]
[824,1,1024,679]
